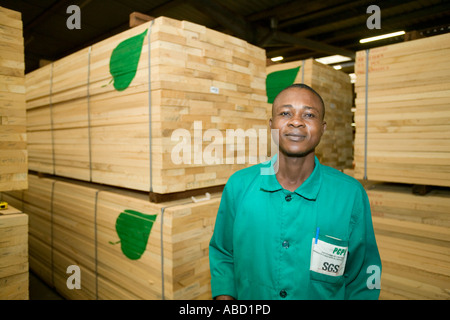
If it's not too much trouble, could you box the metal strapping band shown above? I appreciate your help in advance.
[94,189,100,300]
[148,20,155,192]
[50,180,57,288]
[301,59,305,83]
[49,63,56,175]
[92,186,117,300]
[160,206,165,300]
[364,49,370,180]
[87,46,93,182]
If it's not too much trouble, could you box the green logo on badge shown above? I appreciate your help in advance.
[333,247,347,256]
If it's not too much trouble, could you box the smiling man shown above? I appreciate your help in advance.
[209,83,381,300]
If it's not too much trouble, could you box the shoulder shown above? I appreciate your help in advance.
[319,164,370,226]
[227,162,266,186]
[220,162,266,206]
[320,164,365,194]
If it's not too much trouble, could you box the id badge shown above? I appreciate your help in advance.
[310,238,348,277]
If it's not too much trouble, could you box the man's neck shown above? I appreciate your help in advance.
[275,152,315,192]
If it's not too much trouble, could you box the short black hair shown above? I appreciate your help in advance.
[273,83,325,120]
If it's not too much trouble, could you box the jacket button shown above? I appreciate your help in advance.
[285,194,292,202]
[282,240,289,248]
[279,290,287,298]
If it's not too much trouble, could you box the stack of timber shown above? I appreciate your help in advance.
[366,182,450,300]
[0,6,29,301]
[354,33,450,187]
[0,205,29,300]
[26,16,269,195]
[1,173,221,300]
[0,6,27,191]
[266,58,353,170]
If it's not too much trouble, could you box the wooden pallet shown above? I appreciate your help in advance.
[25,16,270,195]
[0,6,27,192]
[266,58,353,170]
[354,33,450,187]
[1,173,221,300]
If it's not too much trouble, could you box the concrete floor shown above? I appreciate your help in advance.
[29,271,64,300]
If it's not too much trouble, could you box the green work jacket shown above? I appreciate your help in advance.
[209,155,381,300]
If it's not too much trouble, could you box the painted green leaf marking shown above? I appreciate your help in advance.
[266,66,301,103]
[114,209,156,260]
[109,29,148,91]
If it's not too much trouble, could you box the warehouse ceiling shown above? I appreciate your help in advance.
[2,0,450,74]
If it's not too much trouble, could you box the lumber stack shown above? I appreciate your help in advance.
[366,182,450,300]
[354,33,450,187]
[25,16,269,194]
[0,205,29,300]
[1,173,221,300]
[266,58,353,170]
[0,6,29,301]
[0,6,27,191]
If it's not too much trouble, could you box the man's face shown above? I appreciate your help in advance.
[269,88,326,157]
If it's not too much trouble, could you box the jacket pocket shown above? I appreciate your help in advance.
[310,269,344,285]
[309,235,348,283]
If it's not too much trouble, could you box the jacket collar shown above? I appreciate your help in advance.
[260,154,322,200]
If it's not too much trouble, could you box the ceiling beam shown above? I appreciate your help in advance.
[247,0,340,24]
[272,31,355,58]
[147,0,187,16]
[54,0,187,60]
[187,0,257,43]
[187,0,355,59]
[23,0,72,44]
[312,1,450,45]
[292,0,447,39]
[24,0,69,32]
[278,0,373,29]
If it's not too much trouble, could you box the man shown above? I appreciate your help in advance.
[209,83,381,300]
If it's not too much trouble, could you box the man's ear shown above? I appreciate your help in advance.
[322,121,327,133]
[269,118,273,129]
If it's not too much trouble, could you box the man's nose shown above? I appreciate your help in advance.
[288,115,305,127]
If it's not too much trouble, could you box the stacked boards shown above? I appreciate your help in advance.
[25,16,269,194]
[0,6,27,191]
[353,32,450,299]
[354,33,450,187]
[0,205,28,300]
[266,58,353,170]
[366,182,450,300]
[0,6,28,300]
[2,173,221,300]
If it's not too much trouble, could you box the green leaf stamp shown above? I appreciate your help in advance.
[112,209,157,260]
[109,29,148,91]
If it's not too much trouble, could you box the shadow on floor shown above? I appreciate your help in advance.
[29,271,65,300]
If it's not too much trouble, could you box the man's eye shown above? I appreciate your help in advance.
[280,111,290,116]
[304,113,315,118]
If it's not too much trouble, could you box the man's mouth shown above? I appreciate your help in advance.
[285,133,306,141]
